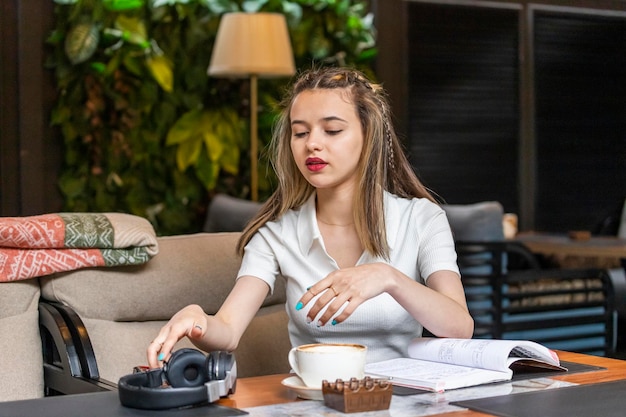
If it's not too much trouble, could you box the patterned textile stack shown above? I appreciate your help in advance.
[0,213,158,282]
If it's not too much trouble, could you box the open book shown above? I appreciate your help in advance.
[364,338,566,393]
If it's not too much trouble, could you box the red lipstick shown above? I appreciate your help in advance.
[305,157,327,172]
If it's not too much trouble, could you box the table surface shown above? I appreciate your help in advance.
[217,351,626,416]
[515,232,626,259]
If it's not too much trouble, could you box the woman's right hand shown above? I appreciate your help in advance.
[146,304,208,369]
[146,276,271,369]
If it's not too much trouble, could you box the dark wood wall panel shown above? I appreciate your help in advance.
[0,0,20,214]
[406,3,520,210]
[0,0,62,216]
[534,12,626,232]
[376,0,626,233]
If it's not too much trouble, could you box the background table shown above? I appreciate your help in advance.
[515,232,626,269]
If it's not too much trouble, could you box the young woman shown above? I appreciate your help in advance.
[147,67,473,368]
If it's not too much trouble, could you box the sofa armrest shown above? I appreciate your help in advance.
[39,301,117,395]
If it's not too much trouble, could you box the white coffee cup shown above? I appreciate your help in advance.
[288,343,367,388]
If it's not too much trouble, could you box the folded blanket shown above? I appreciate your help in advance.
[0,213,159,282]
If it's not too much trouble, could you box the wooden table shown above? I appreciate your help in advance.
[217,351,626,415]
[515,232,626,268]
[0,351,623,417]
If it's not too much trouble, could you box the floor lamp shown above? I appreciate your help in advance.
[208,13,295,201]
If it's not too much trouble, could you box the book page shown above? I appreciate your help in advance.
[365,357,512,392]
[406,338,560,373]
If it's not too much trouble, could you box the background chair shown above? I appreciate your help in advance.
[442,201,506,243]
[457,240,619,356]
[203,194,262,233]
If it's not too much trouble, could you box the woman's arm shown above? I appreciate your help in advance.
[298,264,474,338]
[393,269,474,338]
[147,275,270,368]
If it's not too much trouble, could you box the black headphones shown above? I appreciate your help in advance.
[118,348,237,410]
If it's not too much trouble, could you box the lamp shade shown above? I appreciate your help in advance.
[208,12,295,78]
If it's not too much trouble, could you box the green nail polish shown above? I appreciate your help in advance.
[295,302,303,311]
[332,319,337,325]
[158,353,165,361]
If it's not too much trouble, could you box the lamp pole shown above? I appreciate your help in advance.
[250,73,258,202]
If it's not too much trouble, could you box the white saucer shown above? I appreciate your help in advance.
[281,375,324,401]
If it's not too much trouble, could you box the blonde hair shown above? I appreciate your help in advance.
[237,67,436,259]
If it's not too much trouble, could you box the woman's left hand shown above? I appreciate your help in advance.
[297,262,393,326]
[296,263,473,338]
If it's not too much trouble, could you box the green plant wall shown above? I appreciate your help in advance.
[47,0,377,235]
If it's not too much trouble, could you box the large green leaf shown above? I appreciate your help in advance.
[146,55,174,92]
[203,131,224,163]
[220,139,240,175]
[65,21,100,65]
[114,15,149,47]
[194,151,220,190]
[166,109,203,146]
[176,136,203,171]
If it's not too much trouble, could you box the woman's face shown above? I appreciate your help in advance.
[289,88,364,193]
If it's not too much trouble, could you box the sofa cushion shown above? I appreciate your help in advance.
[0,281,44,401]
[40,233,285,322]
[0,280,40,319]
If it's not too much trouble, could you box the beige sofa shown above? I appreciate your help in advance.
[0,280,44,401]
[1,232,290,402]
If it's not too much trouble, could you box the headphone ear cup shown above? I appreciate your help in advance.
[206,350,233,380]
[164,348,209,388]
